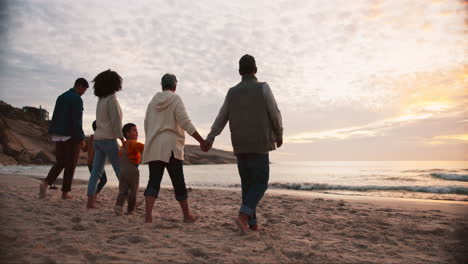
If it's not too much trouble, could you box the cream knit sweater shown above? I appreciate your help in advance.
[142,91,196,163]
[94,94,124,140]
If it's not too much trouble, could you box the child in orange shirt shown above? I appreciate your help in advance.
[114,123,144,215]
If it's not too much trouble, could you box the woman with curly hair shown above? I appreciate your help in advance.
[86,69,124,209]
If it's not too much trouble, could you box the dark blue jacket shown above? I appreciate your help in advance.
[48,88,84,142]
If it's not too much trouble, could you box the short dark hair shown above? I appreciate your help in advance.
[74,78,89,88]
[239,54,257,75]
[92,69,122,98]
[92,121,97,131]
[161,73,177,90]
[122,123,136,139]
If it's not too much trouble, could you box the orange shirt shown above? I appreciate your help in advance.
[120,140,145,165]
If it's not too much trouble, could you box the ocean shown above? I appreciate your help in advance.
[1,161,467,201]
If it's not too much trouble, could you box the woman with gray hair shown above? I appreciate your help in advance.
[142,73,205,223]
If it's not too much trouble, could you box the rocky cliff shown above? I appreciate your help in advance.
[0,101,236,166]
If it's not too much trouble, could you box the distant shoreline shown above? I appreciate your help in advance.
[3,172,467,213]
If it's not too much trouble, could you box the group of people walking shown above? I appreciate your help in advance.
[38,54,283,233]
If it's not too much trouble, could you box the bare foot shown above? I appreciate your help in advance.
[145,215,153,223]
[61,192,73,200]
[86,196,97,209]
[114,206,123,216]
[235,215,249,235]
[183,214,198,223]
[39,181,48,199]
[249,224,266,231]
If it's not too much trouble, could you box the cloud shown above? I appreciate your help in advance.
[0,0,467,160]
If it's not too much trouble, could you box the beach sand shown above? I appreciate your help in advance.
[0,173,467,264]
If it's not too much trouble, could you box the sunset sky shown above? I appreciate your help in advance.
[0,0,466,161]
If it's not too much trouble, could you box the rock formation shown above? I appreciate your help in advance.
[0,101,236,165]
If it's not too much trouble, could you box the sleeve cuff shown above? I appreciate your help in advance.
[185,123,196,136]
[205,135,215,144]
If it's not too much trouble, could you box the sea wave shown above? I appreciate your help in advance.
[263,183,468,195]
[430,173,468,182]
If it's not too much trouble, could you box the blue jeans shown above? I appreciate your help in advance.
[87,165,107,193]
[237,153,269,225]
[87,139,120,196]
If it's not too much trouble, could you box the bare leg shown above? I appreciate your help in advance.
[179,199,197,223]
[145,196,156,223]
[235,212,250,234]
[39,180,48,199]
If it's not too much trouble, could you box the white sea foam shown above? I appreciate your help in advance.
[267,183,468,195]
[430,173,468,182]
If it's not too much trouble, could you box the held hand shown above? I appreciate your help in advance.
[200,140,212,152]
[276,137,283,148]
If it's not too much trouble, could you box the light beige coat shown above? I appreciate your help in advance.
[142,91,196,163]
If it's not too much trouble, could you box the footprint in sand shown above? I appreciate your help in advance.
[95,218,107,224]
[55,226,67,231]
[187,248,208,258]
[290,220,307,226]
[71,224,86,231]
[281,249,305,260]
[37,255,56,264]
[71,216,81,223]
[60,245,80,255]
[127,235,149,244]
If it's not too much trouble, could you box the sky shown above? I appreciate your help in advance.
[0,0,466,161]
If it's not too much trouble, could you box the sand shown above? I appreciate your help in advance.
[0,173,467,264]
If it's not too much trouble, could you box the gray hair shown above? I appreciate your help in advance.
[161,73,177,90]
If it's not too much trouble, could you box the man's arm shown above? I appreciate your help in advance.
[204,93,229,151]
[263,83,283,147]
[71,97,85,142]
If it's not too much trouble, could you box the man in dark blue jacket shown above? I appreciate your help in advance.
[39,78,88,199]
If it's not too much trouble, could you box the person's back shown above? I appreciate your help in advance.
[120,139,145,165]
[94,94,123,140]
[39,78,88,200]
[115,123,144,215]
[227,76,276,154]
[204,54,283,234]
[142,90,194,164]
[142,73,203,224]
[49,88,84,140]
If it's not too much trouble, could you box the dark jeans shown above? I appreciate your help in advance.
[87,165,107,193]
[237,153,269,225]
[144,153,188,201]
[44,140,81,192]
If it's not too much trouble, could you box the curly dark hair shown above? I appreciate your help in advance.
[92,69,122,98]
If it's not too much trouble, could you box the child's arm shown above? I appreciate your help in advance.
[137,142,144,153]
[81,139,88,152]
